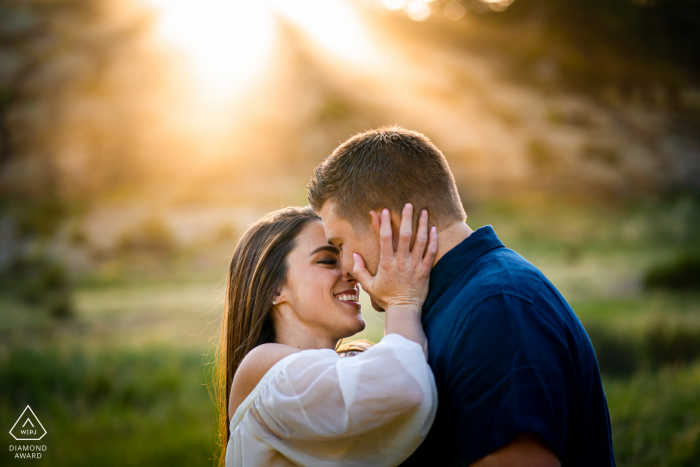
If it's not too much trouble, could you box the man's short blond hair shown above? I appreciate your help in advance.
[307,126,465,229]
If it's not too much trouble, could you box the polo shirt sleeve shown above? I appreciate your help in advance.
[445,293,572,464]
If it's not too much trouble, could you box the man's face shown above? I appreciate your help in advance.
[319,200,380,286]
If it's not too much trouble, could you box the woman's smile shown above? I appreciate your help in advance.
[334,288,361,307]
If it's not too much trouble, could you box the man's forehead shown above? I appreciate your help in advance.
[319,201,342,225]
[320,205,347,236]
[319,200,339,217]
[319,202,363,240]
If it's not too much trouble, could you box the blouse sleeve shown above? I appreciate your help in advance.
[234,333,437,467]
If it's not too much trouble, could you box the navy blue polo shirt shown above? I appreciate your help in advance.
[402,226,615,466]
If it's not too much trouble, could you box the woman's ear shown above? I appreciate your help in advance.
[272,286,289,307]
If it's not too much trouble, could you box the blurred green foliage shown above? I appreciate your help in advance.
[486,0,700,101]
[9,198,71,240]
[583,321,640,377]
[0,199,79,319]
[644,253,700,291]
[0,254,73,319]
[606,362,700,467]
[584,318,700,376]
[117,217,175,256]
[646,318,700,368]
[0,344,215,466]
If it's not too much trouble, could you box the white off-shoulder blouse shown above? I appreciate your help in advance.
[225,333,438,467]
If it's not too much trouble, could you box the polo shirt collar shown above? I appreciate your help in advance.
[423,225,504,314]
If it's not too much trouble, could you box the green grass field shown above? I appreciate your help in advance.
[2,196,699,466]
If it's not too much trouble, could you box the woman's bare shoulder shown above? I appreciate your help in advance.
[229,344,302,421]
[237,343,303,385]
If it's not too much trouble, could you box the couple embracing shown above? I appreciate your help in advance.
[215,127,615,467]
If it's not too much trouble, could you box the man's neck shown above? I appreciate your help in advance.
[433,221,473,267]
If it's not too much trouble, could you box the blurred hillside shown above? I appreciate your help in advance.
[1,0,699,210]
[1,0,699,266]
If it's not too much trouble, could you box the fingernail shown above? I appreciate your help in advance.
[353,253,358,260]
[383,208,389,216]
[406,203,412,210]
[432,226,437,234]
[422,210,427,218]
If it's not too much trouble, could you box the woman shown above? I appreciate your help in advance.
[212,204,438,467]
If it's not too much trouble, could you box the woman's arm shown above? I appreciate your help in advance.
[384,304,427,356]
[252,334,433,438]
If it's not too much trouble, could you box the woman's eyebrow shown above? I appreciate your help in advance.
[309,245,340,256]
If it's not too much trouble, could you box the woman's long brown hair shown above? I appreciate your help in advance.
[210,206,320,467]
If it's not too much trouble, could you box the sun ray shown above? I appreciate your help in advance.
[144,0,276,99]
[143,0,378,101]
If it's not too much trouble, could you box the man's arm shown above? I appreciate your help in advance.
[471,433,561,467]
[445,294,571,465]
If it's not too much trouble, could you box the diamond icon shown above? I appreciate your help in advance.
[9,406,47,441]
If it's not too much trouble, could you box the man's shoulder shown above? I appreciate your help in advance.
[432,247,579,337]
[452,246,552,304]
[477,245,544,279]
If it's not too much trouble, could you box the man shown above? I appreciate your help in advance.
[307,126,615,466]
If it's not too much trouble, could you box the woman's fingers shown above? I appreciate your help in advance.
[352,252,374,292]
[359,204,435,310]
[374,203,436,272]
[412,209,428,263]
[397,203,413,258]
[422,226,438,269]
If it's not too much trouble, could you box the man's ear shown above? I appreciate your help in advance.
[369,210,381,235]
[369,208,401,250]
[389,209,403,251]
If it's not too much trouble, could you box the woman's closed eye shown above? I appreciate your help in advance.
[309,245,340,265]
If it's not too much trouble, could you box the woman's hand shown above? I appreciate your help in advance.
[352,203,438,311]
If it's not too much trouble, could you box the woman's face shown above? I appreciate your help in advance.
[276,220,366,343]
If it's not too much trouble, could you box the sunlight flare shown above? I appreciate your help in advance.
[144,0,275,97]
[269,0,375,63]
[143,0,376,99]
